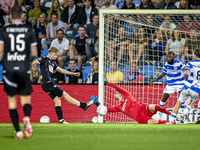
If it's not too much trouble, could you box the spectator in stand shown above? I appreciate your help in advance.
[124,61,143,84]
[128,26,149,63]
[47,0,63,22]
[145,14,156,37]
[149,30,167,65]
[184,29,200,62]
[25,0,33,12]
[52,60,65,84]
[151,0,165,8]
[160,0,177,9]
[114,0,126,9]
[122,0,136,9]
[106,60,124,83]
[42,12,67,51]
[101,0,117,9]
[30,63,41,84]
[86,29,99,65]
[105,15,119,41]
[159,15,176,39]
[27,0,47,26]
[34,13,47,57]
[1,0,15,15]
[160,30,185,66]
[175,0,188,9]
[94,0,114,9]
[22,11,32,27]
[139,0,155,9]
[69,26,88,69]
[123,16,139,39]
[86,61,99,84]
[179,15,199,38]
[79,0,98,28]
[51,29,69,68]
[108,26,131,66]
[15,0,26,12]
[76,0,85,7]
[188,0,200,9]
[86,14,99,39]
[160,15,176,30]
[62,0,80,38]
[66,59,83,84]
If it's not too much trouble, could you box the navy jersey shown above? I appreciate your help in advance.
[0,23,37,73]
[36,56,59,84]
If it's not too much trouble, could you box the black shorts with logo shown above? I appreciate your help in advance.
[3,71,33,96]
[41,81,64,100]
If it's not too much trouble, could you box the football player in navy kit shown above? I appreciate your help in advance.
[0,5,37,139]
[32,46,93,124]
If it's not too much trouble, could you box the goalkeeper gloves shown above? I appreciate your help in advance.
[90,95,100,106]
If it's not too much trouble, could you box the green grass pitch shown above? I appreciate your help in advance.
[0,123,200,150]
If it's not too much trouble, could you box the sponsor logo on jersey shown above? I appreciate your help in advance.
[7,52,26,61]
[122,99,128,111]
[49,65,53,73]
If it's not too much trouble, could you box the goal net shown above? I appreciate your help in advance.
[98,10,200,123]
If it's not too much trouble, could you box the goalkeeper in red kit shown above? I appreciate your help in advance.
[92,81,173,124]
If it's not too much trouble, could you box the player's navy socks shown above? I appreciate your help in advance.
[155,105,171,115]
[23,104,32,117]
[9,109,20,132]
[55,106,63,120]
[158,120,169,124]
[79,102,87,109]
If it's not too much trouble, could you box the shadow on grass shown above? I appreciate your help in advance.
[0,135,15,139]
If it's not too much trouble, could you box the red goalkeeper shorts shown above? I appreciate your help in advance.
[136,104,155,124]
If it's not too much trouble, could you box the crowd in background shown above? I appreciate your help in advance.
[0,0,200,84]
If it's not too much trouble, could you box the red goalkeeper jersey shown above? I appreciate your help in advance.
[107,82,143,120]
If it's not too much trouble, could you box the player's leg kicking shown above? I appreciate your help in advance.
[169,88,199,124]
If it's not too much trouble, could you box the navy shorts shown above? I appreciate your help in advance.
[3,71,32,96]
[41,82,64,100]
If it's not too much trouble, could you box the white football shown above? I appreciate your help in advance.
[92,116,98,123]
[97,105,108,116]
[40,116,50,123]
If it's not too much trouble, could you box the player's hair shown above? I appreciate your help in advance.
[11,5,22,19]
[168,51,175,56]
[48,46,60,53]
[194,48,200,58]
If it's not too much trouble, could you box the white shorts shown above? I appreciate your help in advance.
[179,88,199,103]
[163,85,184,97]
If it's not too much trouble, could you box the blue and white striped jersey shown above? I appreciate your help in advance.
[185,60,200,93]
[163,59,185,86]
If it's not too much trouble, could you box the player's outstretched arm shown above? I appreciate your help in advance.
[56,67,80,77]
[151,73,166,84]
[106,82,130,96]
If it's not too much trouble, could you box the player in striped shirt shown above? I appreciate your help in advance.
[151,51,185,120]
[169,48,200,124]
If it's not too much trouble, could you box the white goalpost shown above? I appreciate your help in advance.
[98,9,200,123]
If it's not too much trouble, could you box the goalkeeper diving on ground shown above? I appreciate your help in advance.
[91,81,175,124]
